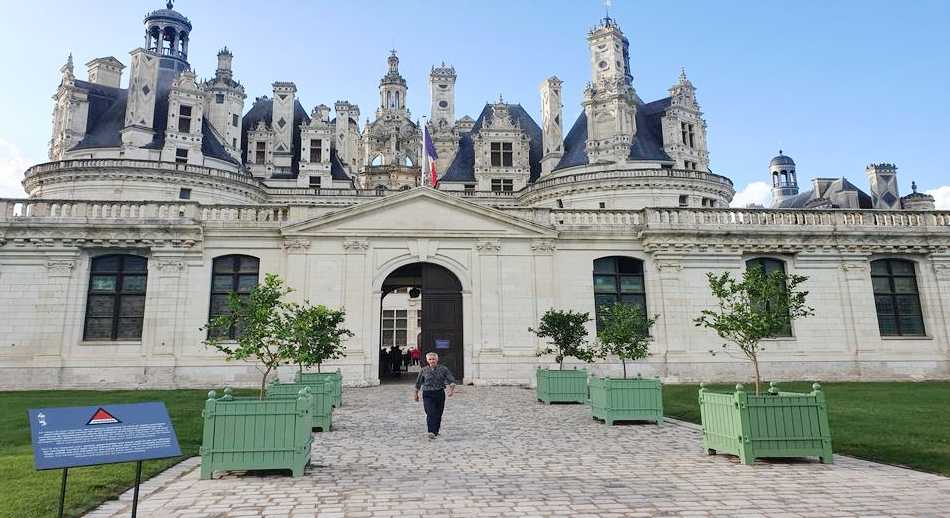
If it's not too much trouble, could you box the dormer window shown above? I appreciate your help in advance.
[255,141,266,164]
[491,178,513,192]
[310,139,322,163]
[681,122,695,148]
[178,105,192,134]
[490,142,513,167]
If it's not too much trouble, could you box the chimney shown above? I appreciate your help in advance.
[86,57,125,88]
[216,47,233,81]
[271,82,297,169]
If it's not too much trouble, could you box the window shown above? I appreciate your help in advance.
[871,259,925,336]
[178,105,192,133]
[310,139,322,163]
[232,114,239,127]
[382,309,408,347]
[701,197,716,208]
[678,195,689,207]
[746,258,792,337]
[556,199,564,208]
[255,141,265,163]
[599,202,606,209]
[491,178,513,192]
[84,255,148,341]
[490,142,513,167]
[175,148,188,164]
[688,124,695,148]
[309,176,321,188]
[179,187,191,200]
[232,137,237,148]
[681,122,687,145]
[208,255,260,339]
[593,256,646,331]
[215,93,225,104]
[464,184,476,193]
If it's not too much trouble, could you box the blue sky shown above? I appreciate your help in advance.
[1,0,948,206]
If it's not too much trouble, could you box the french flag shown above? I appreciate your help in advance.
[423,126,439,188]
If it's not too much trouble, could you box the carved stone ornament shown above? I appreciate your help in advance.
[530,240,556,254]
[46,260,76,276]
[475,240,502,253]
[655,261,683,272]
[343,239,369,253]
[283,238,311,251]
[934,262,950,280]
[156,260,185,272]
[840,262,868,272]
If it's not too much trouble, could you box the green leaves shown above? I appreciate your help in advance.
[202,273,352,398]
[693,265,814,394]
[530,309,595,369]
[596,303,658,378]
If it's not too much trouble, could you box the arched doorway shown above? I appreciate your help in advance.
[380,262,463,382]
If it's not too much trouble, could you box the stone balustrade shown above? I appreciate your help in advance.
[2,198,948,233]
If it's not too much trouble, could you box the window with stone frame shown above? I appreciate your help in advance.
[208,255,260,339]
[215,94,225,104]
[381,309,408,348]
[178,105,192,134]
[871,259,925,337]
[255,141,266,164]
[310,139,322,163]
[83,254,148,341]
[491,178,514,192]
[592,256,646,331]
[745,257,792,337]
[490,142,513,167]
[464,184,476,193]
[232,114,239,127]
[175,148,188,164]
[309,176,321,188]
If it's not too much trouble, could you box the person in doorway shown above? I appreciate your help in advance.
[410,346,421,367]
[413,352,456,439]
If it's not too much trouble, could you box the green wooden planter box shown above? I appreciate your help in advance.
[200,387,313,479]
[536,367,588,404]
[699,382,833,465]
[295,369,342,408]
[267,380,333,432]
[589,375,663,425]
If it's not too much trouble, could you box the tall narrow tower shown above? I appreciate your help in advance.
[866,163,901,209]
[583,16,638,164]
[539,76,564,176]
[769,151,798,206]
[429,63,456,129]
[378,50,408,117]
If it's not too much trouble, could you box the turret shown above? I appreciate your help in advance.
[902,181,936,210]
[143,0,191,72]
[539,76,564,176]
[866,162,901,210]
[202,47,246,158]
[769,151,798,206]
[583,16,637,164]
[378,50,408,117]
[430,62,456,129]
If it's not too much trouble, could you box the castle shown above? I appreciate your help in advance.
[1,2,947,389]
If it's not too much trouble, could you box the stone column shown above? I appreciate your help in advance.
[342,238,370,382]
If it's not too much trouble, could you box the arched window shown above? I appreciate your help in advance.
[593,256,646,330]
[209,255,260,339]
[746,257,792,337]
[871,259,925,336]
[84,254,148,341]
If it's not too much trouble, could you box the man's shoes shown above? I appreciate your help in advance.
[426,432,436,440]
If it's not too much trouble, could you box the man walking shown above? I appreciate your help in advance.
[413,352,456,439]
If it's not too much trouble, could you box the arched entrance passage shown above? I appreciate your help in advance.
[380,262,463,381]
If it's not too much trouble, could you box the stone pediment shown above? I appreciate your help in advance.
[281,188,556,238]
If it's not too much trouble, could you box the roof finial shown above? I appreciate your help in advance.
[779,149,783,155]
[912,181,918,194]
[166,0,174,9]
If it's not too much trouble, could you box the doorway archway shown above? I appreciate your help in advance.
[380,262,463,382]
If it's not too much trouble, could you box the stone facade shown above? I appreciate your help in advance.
[3,6,949,389]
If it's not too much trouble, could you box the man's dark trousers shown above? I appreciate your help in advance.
[422,389,446,434]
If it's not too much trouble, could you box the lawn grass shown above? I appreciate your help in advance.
[663,381,950,476]
[0,388,254,518]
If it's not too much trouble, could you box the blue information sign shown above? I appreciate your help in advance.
[435,338,450,350]
[28,402,181,470]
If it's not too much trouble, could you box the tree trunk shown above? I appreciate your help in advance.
[259,366,272,400]
[751,355,762,395]
[317,362,322,373]
[622,359,627,379]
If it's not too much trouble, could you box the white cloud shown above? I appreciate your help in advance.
[730,181,771,208]
[925,186,950,210]
[0,138,31,199]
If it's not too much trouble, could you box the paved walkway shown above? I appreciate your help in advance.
[87,384,950,517]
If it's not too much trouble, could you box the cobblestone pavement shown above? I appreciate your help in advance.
[87,384,950,517]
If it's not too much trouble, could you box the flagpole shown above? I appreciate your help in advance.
[421,116,428,187]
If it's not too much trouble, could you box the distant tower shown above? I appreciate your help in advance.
[202,47,246,158]
[539,76,564,176]
[770,151,798,206]
[582,16,638,164]
[866,162,901,210]
[143,0,192,72]
[429,62,456,129]
[378,50,408,117]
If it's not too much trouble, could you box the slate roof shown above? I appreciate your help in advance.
[775,177,873,209]
[329,148,351,181]
[553,96,672,172]
[240,96,311,174]
[440,103,543,184]
[70,70,238,165]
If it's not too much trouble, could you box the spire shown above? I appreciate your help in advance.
[60,53,75,79]
[166,0,174,9]
[912,181,918,194]
[679,67,688,83]
[388,49,399,73]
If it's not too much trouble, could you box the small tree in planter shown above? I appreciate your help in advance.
[286,303,353,374]
[596,303,658,379]
[694,264,814,394]
[204,273,295,399]
[589,304,664,425]
[529,309,596,404]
